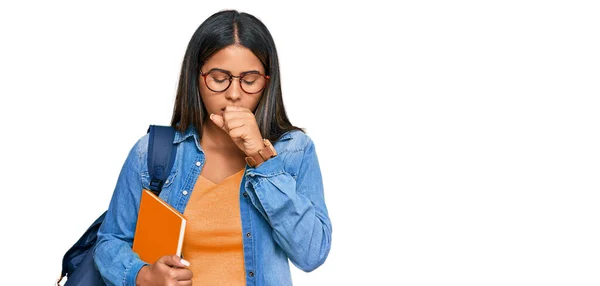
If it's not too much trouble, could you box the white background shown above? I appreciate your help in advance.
[1,1,599,285]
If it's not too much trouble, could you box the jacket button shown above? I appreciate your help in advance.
[248,271,254,277]
[246,232,251,238]
[182,190,188,195]
[243,192,248,197]
[195,161,201,167]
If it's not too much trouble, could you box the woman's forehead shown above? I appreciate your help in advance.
[203,45,264,73]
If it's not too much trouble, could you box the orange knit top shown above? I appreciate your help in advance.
[181,169,246,286]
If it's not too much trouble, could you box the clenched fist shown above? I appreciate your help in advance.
[209,106,264,156]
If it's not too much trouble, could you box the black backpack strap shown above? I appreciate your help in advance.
[147,125,177,196]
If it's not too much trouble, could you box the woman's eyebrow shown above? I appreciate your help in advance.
[206,67,231,74]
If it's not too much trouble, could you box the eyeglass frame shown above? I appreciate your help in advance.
[199,68,270,94]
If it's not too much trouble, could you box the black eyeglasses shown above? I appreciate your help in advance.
[200,68,270,94]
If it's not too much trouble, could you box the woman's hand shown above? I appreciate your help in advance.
[136,255,192,286]
[210,106,264,156]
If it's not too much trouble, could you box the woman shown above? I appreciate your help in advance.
[94,9,332,286]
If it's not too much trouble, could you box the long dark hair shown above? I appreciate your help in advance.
[170,10,302,141]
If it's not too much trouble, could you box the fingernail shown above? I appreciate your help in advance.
[209,113,214,120]
[181,258,190,266]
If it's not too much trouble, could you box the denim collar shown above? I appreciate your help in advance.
[173,126,202,152]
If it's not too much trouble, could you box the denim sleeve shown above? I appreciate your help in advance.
[245,137,332,272]
[94,136,148,286]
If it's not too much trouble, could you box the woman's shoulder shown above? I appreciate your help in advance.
[136,133,151,151]
[125,133,150,160]
[274,129,315,153]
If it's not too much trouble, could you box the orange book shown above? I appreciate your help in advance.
[133,189,187,264]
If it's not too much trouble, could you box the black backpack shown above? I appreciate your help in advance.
[58,125,177,286]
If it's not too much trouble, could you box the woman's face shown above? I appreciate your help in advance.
[199,45,266,117]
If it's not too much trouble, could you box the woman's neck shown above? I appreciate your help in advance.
[200,120,241,153]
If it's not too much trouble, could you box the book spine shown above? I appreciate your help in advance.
[176,220,186,257]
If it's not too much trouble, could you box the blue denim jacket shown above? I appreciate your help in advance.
[93,127,332,286]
